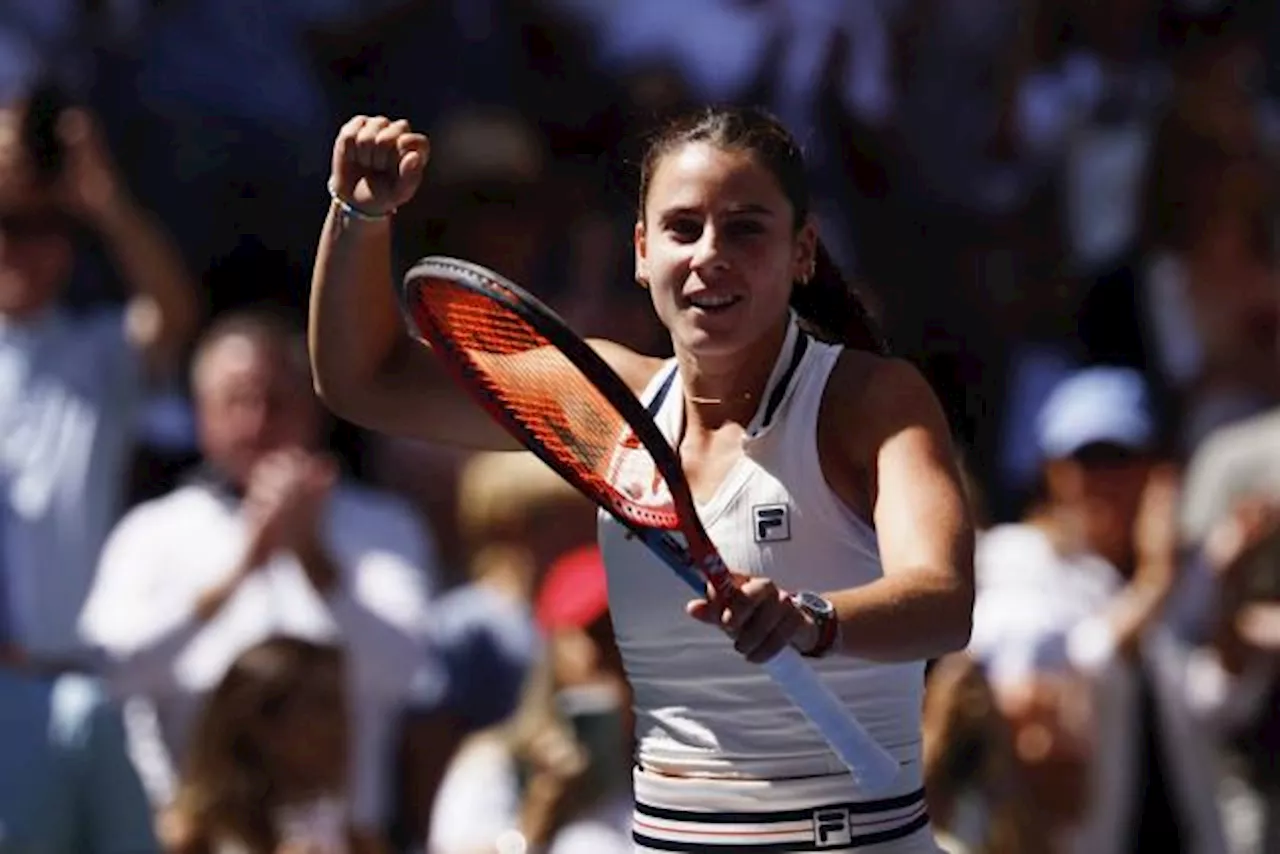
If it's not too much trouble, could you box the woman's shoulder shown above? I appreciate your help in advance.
[586,338,667,397]
[814,351,958,520]
[823,351,948,443]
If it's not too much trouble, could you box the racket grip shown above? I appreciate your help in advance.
[762,646,900,793]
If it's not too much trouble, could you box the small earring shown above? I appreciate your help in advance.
[636,276,650,289]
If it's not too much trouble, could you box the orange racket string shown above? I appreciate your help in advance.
[409,280,679,528]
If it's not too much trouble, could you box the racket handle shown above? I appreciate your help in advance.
[641,530,899,790]
[762,646,901,793]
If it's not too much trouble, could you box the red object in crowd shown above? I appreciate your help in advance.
[536,544,610,631]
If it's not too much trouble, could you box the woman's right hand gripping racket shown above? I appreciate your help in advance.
[401,256,901,794]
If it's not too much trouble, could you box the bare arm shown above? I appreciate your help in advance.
[309,116,657,448]
[309,115,520,449]
[1097,466,1182,663]
[61,109,200,372]
[1203,501,1280,670]
[692,356,974,664]
[821,356,976,660]
[96,204,200,371]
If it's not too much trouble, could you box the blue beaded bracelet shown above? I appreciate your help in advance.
[327,178,393,222]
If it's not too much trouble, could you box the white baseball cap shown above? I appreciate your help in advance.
[1036,367,1156,461]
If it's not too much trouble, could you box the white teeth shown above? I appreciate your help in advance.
[688,294,738,309]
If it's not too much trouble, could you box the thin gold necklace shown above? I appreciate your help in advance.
[686,390,754,406]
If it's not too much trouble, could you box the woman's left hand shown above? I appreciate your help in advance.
[686,573,815,663]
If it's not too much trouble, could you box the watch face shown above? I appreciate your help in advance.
[797,591,834,617]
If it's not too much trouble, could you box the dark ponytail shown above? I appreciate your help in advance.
[791,240,887,354]
[638,105,886,353]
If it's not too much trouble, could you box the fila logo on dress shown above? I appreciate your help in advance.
[813,808,853,847]
[752,503,791,543]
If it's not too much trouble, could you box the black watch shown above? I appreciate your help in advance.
[791,591,838,658]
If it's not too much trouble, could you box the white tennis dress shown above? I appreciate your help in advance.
[598,316,942,853]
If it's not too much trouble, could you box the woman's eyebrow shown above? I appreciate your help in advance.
[657,203,777,219]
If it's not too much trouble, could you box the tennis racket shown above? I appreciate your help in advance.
[400,255,901,793]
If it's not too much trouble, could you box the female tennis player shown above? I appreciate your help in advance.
[309,106,975,853]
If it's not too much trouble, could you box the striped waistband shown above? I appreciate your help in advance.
[632,786,929,852]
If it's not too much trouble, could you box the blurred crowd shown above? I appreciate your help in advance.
[0,0,1278,852]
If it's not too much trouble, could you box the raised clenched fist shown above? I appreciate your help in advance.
[329,115,429,217]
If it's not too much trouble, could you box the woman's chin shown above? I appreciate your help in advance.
[675,329,740,360]
[673,313,750,358]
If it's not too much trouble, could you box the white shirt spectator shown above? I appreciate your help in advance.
[429,735,632,854]
[970,523,1265,854]
[0,307,140,661]
[78,478,435,828]
[1181,406,1280,541]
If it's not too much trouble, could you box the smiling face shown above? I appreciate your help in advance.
[635,142,815,361]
